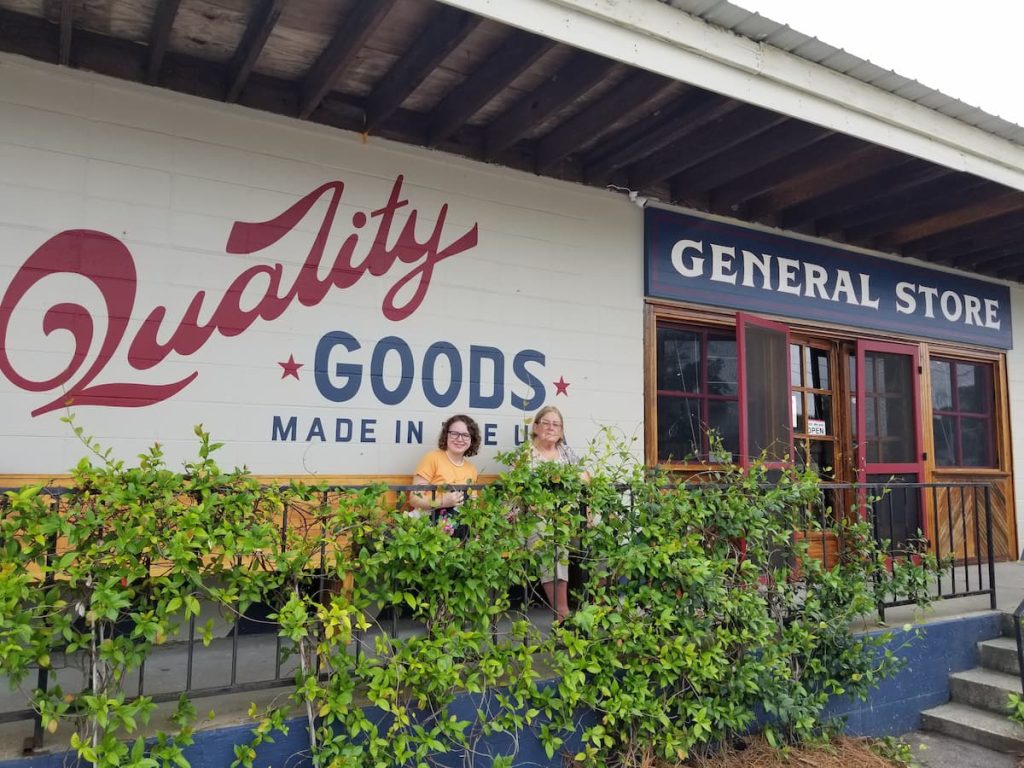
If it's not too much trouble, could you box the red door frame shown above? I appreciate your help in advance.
[736,312,793,471]
[854,339,927,540]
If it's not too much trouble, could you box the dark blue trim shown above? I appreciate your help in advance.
[644,207,1013,349]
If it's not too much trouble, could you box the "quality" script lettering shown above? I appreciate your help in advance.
[0,174,479,416]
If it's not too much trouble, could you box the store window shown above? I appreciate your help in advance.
[653,315,792,466]
[655,323,738,463]
[790,341,837,479]
[930,358,996,468]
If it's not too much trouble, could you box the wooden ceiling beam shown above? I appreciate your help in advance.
[671,120,831,206]
[535,70,670,173]
[58,0,73,66]
[709,134,865,212]
[987,250,1024,278]
[299,0,395,120]
[822,173,975,239]
[226,0,285,103]
[901,209,1024,258]
[877,191,1024,247]
[147,0,181,84]
[743,145,899,221]
[365,6,481,132]
[856,181,1007,246]
[940,226,1024,267]
[954,240,1024,271]
[630,107,787,191]
[484,51,616,159]
[426,31,555,147]
[0,8,551,177]
[583,90,732,181]
[777,160,933,230]
[909,228,1019,268]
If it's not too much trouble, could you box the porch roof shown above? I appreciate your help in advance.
[1,0,1022,282]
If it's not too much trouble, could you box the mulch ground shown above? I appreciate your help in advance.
[682,735,907,767]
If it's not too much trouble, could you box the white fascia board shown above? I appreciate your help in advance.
[440,0,1024,192]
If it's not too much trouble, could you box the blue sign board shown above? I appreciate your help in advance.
[644,207,1013,349]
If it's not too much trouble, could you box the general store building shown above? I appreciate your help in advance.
[0,0,1022,560]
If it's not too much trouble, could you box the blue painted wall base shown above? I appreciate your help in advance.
[824,611,1003,736]
[2,611,1003,768]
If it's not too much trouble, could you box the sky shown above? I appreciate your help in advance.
[730,0,1024,128]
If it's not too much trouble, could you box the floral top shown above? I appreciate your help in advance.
[530,442,580,466]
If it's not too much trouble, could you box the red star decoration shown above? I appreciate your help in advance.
[279,354,303,380]
[553,376,570,396]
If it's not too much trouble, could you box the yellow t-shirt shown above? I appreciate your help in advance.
[413,449,478,486]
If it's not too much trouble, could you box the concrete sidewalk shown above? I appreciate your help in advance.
[903,730,1021,768]
[862,560,1024,630]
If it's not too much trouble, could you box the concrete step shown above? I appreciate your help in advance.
[980,637,1021,675]
[921,702,1024,753]
[950,667,1023,715]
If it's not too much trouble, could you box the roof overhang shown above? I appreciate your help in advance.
[0,0,1021,282]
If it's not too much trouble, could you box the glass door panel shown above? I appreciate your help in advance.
[737,313,792,469]
[855,341,925,549]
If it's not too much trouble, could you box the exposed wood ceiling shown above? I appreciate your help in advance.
[0,0,1022,282]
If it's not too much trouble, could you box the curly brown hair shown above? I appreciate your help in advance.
[435,414,482,457]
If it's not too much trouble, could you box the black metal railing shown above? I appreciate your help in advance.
[0,479,998,753]
[813,481,998,620]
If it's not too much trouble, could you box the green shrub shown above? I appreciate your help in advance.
[0,424,942,767]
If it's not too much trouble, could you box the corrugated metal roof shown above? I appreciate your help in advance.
[663,0,1024,146]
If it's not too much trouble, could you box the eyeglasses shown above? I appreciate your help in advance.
[447,430,471,441]
[537,420,562,429]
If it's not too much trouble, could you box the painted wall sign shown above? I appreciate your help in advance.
[0,176,480,417]
[645,208,1013,349]
[0,60,643,476]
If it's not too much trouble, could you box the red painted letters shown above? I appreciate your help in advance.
[0,175,479,416]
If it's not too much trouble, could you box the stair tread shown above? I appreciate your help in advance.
[952,667,1024,692]
[922,702,1024,738]
[980,637,1019,651]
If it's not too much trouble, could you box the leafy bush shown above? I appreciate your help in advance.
[0,425,942,767]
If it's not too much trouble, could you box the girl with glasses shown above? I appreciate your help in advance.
[409,414,481,528]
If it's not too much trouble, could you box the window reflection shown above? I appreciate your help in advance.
[656,323,739,463]
[930,358,995,467]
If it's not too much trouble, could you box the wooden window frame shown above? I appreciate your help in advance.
[645,301,1011,478]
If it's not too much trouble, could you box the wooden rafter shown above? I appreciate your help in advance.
[226,0,285,103]
[583,90,732,181]
[878,191,1024,247]
[629,106,786,190]
[426,31,555,147]
[901,209,1024,257]
[365,6,480,132]
[836,177,990,241]
[940,228,1024,268]
[743,145,899,221]
[708,134,865,212]
[777,160,935,230]
[299,0,395,120]
[670,120,831,205]
[147,0,181,85]
[954,239,1024,271]
[534,70,670,172]
[483,51,615,159]
[989,251,1024,278]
